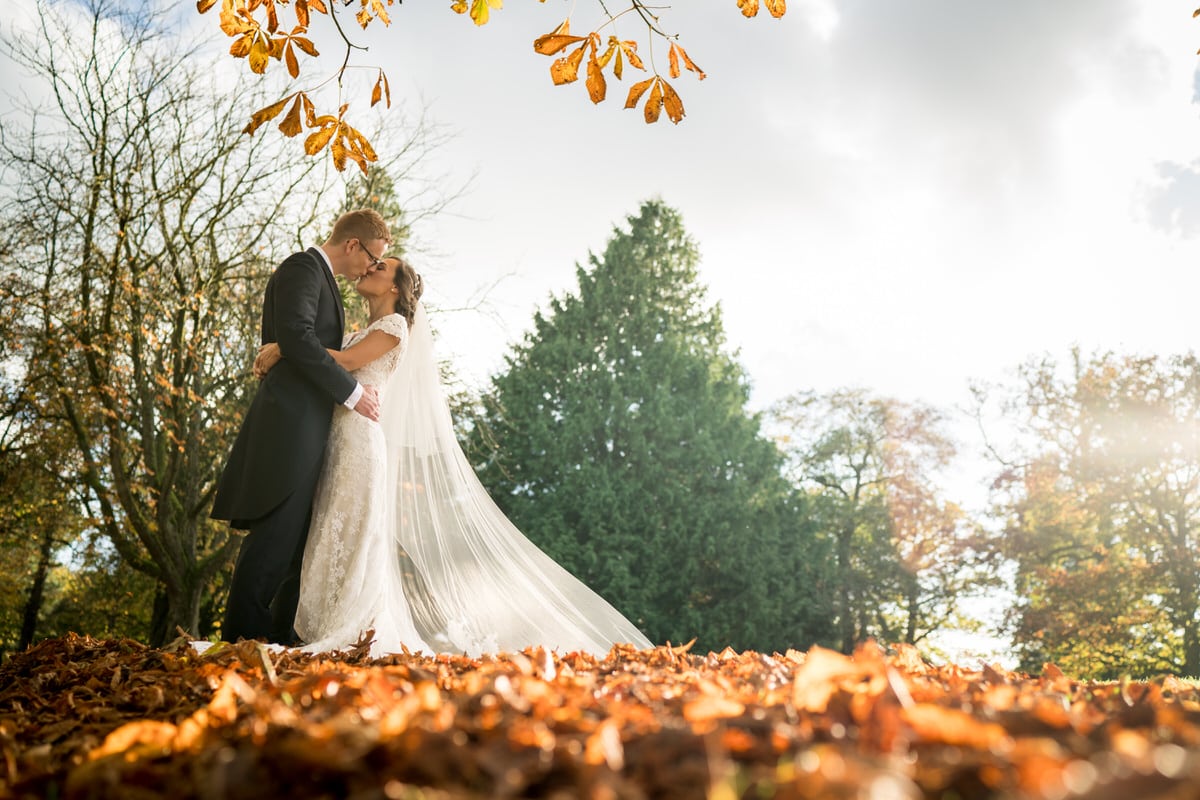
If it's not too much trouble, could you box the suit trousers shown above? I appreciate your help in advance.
[221,457,323,644]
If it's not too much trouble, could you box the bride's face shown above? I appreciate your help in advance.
[355,257,399,298]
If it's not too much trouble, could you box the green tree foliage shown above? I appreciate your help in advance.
[771,390,982,654]
[984,350,1200,678]
[467,200,830,653]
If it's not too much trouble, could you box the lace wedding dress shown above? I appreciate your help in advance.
[296,306,653,657]
[295,313,432,655]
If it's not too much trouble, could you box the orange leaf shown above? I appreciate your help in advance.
[284,41,299,77]
[643,78,664,123]
[619,40,644,71]
[301,93,317,126]
[243,93,295,135]
[765,0,787,17]
[295,0,310,27]
[278,95,303,137]
[586,54,606,103]
[668,42,680,78]
[625,77,654,109]
[292,35,318,56]
[533,19,585,56]
[596,37,618,69]
[304,123,337,155]
[683,694,745,723]
[229,33,253,58]
[470,0,502,26]
[219,7,253,36]
[371,71,383,106]
[901,704,1010,750]
[550,44,586,85]
[248,35,271,73]
[737,0,759,17]
[370,0,391,26]
[196,0,218,12]
[331,134,349,171]
[660,78,685,124]
[672,42,705,79]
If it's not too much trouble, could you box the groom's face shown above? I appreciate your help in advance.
[347,238,389,279]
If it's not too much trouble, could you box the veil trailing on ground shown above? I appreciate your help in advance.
[378,304,653,656]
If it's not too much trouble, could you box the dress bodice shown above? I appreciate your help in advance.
[343,313,409,390]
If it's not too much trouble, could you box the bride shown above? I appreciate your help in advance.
[254,256,652,656]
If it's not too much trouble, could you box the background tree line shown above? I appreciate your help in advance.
[3,0,1199,678]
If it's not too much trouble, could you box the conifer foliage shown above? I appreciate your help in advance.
[468,201,828,652]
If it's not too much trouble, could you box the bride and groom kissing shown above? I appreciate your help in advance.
[211,210,652,656]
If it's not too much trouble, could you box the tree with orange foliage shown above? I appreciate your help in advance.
[982,350,1200,678]
[197,0,787,172]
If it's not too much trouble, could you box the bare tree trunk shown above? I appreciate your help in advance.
[18,525,57,650]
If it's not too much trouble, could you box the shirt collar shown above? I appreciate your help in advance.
[311,246,334,275]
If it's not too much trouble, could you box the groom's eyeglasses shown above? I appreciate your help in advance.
[357,240,386,270]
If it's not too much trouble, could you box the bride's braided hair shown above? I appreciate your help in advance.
[389,256,423,326]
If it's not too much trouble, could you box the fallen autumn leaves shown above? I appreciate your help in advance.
[3,634,1200,798]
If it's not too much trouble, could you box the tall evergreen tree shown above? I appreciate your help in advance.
[468,200,828,653]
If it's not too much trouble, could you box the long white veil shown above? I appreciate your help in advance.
[379,304,653,655]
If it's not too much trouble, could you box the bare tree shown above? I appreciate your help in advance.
[0,0,342,644]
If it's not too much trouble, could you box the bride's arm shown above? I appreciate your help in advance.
[254,330,399,378]
[327,330,399,371]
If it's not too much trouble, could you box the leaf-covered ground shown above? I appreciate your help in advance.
[3,635,1200,799]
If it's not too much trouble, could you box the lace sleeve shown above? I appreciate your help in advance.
[371,313,409,345]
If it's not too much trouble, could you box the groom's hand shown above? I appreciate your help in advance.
[353,386,381,421]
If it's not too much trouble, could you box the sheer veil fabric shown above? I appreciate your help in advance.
[379,304,653,655]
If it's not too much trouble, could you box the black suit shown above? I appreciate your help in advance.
[212,248,357,643]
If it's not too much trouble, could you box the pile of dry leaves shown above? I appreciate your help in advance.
[3,633,1200,798]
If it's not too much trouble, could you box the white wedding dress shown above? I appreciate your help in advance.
[296,306,652,657]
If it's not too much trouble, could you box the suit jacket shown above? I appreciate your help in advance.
[211,249,358,526]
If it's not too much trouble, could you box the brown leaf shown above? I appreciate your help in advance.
[243,93,295,135]
[196,0,218,13]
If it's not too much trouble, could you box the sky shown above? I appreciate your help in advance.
[316,0,1200,477]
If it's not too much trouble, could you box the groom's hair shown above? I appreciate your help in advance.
[328,209,390,245]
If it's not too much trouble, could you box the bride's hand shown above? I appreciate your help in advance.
[253,342,282,379]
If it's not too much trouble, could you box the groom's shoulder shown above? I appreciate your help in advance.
[273,248,324,275]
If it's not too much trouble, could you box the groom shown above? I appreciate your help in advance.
[212,209,391,644]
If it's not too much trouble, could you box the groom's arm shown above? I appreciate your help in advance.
[271,253,358,404]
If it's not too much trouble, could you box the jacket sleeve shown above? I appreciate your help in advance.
[271,253,357,404]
